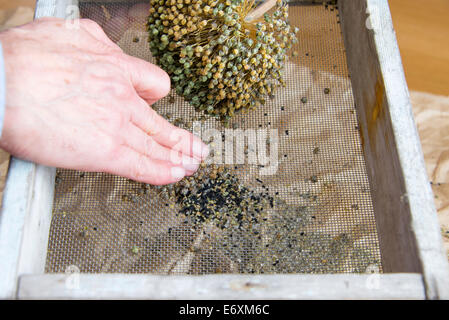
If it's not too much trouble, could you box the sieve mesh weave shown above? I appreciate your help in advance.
[45,0,383,275]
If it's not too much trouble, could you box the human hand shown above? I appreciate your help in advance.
[0,18,209,185]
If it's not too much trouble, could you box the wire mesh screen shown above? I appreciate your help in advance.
[45,0,383,274]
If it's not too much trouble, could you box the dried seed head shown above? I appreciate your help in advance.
[147,0,298,121]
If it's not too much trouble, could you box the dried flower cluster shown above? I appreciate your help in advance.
[147,0,298,120]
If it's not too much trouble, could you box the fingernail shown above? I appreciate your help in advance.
[193,141,210,160]
[182,156,200,172]
[171,167,186,179]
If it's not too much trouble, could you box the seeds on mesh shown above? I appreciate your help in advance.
[173,164,273,230]
[147,0,298,121]
[118,161,379,274]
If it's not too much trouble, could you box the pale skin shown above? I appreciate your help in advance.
[0,18,209,185]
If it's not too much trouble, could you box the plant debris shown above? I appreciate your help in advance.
[173,164,274,231]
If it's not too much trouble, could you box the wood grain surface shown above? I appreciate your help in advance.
[0,0,35,10]
[389,0,449,96]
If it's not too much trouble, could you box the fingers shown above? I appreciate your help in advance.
[107,146,187,185]
[124,123,200,175]
[118,54,171,104]
[129,97,210,160]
